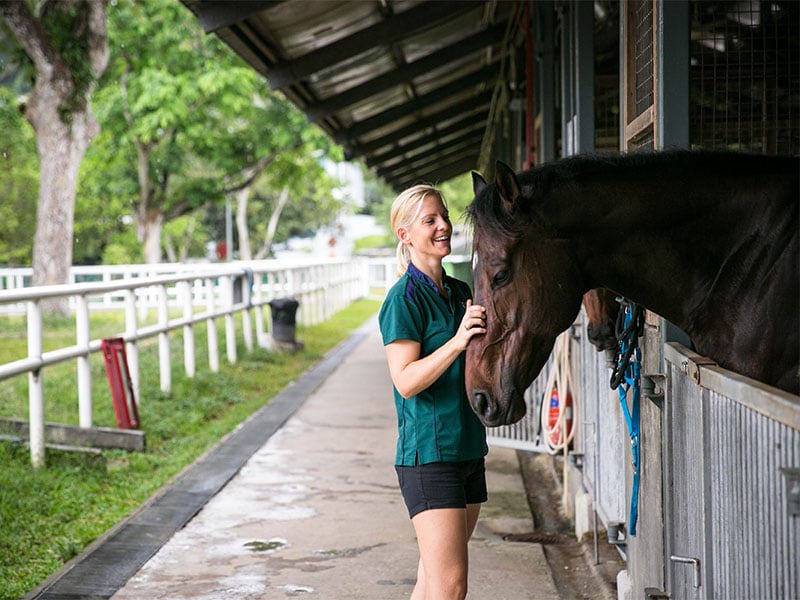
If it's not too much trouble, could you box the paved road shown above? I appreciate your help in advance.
[31,318,560,599]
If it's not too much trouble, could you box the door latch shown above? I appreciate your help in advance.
[670,555,701,589]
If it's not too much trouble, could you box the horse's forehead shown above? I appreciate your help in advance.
[472,251,479,271]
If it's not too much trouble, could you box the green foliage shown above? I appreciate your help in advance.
[0,0,363,265]
[0,87,37,265]
[353,234,392,254]
[72,0,348,262]
[439,172,475,224]
[100,229,141,265]
[248,152,342,250]
[39,0,98,121]
[0,299,380,597]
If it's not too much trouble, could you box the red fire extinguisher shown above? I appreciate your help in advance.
[548,386,573,447]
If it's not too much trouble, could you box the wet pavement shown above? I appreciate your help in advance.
[28,318,560,599]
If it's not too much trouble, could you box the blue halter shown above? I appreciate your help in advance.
[610,300,644,536]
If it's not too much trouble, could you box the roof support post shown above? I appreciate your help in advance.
[655,0,690,150]
[536,1,556,163]
[574,0,595,154]
[560,2,574,156]
[656,0,692,349]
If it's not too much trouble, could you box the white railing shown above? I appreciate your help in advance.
[0,259,368,467]
[364,255,472,298]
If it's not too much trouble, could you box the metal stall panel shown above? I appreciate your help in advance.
[665,358,707,599]
[665,343,800,600]
[572,309,627,526]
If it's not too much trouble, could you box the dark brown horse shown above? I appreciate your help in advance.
[466,151,799,426]
[582,288,618,353]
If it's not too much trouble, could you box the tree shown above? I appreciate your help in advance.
[93,0,343,264]
[0,0,108,313]
[93,0,234,263]
[0,87,38,265]
[245,151,342,259]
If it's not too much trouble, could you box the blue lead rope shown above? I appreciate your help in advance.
[611,301,643,536]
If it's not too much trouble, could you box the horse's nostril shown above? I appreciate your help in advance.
[474,391,488,415]
[473,391,494,421]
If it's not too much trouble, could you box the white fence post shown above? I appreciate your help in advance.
[158,284,171,393]
[205,277,219,373]
[222,276,236,364]
[76,295,92,428]
[241,273,253,352]
[125,289,141,405]
[27,300,45,468]
[181,281,195,378]
[253,273,267,347]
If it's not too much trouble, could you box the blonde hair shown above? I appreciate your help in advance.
[390,184,446,277]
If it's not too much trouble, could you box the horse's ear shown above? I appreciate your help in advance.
[472,171,487,197]
[494,160,522,211]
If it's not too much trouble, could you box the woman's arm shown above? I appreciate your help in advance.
[385,300,486,399]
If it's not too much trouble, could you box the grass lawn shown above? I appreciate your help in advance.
[0,299,380,599]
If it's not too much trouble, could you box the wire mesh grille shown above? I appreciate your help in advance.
[633,1,654,116]
[690,0,800,154]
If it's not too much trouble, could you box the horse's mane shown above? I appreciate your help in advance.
[466,153,635,238]
[466,150,797,238]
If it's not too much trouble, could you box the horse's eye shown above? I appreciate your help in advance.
[491,270,509,289]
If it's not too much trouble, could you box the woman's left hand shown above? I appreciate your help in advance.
[455,299,486,350]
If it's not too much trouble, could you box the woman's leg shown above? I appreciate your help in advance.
[411,508,470,600]
[465,502,482,539]
[410,558,426,600]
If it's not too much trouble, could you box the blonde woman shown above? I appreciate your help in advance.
[378,184,488,599]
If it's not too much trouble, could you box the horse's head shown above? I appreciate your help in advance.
[583,288,619,352]
[465,161,584,426]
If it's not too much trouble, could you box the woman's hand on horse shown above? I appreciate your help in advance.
[457,299,486,349]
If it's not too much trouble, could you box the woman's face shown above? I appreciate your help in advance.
[399,193,452,261]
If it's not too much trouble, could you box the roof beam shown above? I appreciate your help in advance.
[385,155,480,189]
[379,140,480,181]
[342,91,493,161]
[383,131,484,173]
[341,64,500,140]
[266,1,475,90]
[305,22,507,122]
[365,117,487,166]
[346,100,490,156]
[368,130,484,175]
[187,1,281,34]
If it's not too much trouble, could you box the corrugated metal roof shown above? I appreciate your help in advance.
[179,0,521,189]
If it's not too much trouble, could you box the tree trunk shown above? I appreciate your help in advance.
[31,100,87,288]
[234,186,252,260]
[0,1,108,315]
[141,210,164,265]
[255,186,290,259]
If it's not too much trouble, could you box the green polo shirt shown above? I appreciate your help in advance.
[379,263,488,466]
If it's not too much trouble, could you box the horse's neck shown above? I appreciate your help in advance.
[549,168,789,333]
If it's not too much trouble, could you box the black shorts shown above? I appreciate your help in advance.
[395,458,488,519]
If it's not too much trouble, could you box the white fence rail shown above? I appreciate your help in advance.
[0,259,368,467]
[361,255,472,299]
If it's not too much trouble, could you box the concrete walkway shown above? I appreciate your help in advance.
[31,318,560,599]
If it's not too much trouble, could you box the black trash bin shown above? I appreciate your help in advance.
[268,297,299,344]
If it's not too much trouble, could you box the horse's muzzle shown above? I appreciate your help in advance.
[470,389,527,427]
